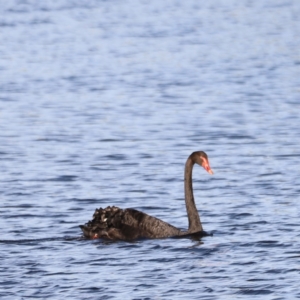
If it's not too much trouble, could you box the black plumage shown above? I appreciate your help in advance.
[80,151,213,240]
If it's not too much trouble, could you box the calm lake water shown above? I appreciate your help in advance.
[1,0,300,299]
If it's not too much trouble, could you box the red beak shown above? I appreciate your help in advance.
[202,158,214,175]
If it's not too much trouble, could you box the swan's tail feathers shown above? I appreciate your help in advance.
[79,225,97,239]
[79,222,142,240]
[79,206,122,239]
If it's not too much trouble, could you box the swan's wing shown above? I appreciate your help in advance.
[80,206,181,240]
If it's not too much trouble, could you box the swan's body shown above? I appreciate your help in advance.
[80,151,213,240]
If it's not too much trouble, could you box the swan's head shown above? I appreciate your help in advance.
[192,151,213,175]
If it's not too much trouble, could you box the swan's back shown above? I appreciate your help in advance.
[80,206,181,240]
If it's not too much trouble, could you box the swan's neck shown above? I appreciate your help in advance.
[184,157,203,233]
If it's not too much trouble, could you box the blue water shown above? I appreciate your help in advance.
[1,0,300,299]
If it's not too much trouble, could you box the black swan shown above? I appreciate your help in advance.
[80,151,213,240]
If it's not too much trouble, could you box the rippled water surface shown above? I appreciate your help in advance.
[1,0,300,299]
